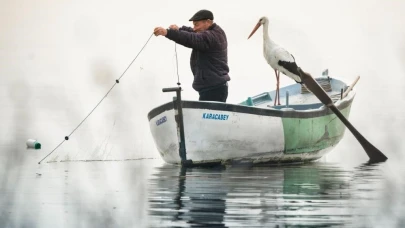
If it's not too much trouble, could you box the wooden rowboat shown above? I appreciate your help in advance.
[147,74,355,166]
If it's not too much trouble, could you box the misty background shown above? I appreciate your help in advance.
[1,0,404,227]
[1,0,404,162]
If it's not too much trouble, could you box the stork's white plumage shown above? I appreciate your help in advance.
[248,16,302,105]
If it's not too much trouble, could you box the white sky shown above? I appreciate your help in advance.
[1,0,404,163]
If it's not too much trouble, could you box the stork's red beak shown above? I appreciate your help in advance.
[248,22,261,39]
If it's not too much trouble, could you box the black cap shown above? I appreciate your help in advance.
[189,9,214,21]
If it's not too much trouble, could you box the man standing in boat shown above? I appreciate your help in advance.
[154,9,231,102]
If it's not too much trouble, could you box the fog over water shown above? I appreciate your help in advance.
[1,0,404,227]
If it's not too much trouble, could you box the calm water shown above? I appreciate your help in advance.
[148,161,404,228]
[1,153,404,228]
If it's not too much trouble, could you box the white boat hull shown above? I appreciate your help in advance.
[149,107,287,164]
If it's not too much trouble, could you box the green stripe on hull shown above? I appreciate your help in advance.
[282,105,352,154]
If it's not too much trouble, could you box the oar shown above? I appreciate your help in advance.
[297,68,387,163]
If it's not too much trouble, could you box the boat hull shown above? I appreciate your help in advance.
[148,96,353,165]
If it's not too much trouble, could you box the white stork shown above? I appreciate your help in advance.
[248,16,302,106]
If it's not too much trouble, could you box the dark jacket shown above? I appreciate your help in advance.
[165,23,230,91]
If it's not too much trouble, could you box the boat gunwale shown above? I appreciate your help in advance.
[147,96,353,121]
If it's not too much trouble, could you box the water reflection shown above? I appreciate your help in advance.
[148,162,386,227]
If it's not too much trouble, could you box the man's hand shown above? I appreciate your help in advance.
[154,27,167,36]
[169,24,179,30]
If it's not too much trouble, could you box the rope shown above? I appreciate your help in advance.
[174,43,181,86]
[38,33,154,164]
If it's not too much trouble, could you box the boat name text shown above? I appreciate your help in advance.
[156,116,167,126]
[202,113,229,120]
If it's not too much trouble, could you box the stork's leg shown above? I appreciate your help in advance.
[274,69,278,106]
[277,71,281,105]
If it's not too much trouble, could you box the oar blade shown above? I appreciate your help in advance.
[297,68,388,163]
[329,105,387,163]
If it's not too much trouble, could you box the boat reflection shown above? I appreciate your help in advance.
[148,162,379,227]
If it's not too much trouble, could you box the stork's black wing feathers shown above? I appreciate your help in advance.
[278,60,302,84]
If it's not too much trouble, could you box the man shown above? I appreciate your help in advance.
[154,9,230,102]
